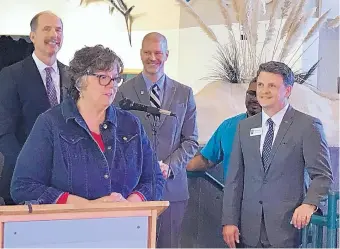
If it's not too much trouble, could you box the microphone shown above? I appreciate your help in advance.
[119,98,176,117]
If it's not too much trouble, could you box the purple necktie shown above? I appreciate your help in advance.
[45,67,58,107]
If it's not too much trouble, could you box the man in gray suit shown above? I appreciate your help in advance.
[222,61,333,248]
[114,32,198,248]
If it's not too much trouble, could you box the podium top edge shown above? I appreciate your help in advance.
[0,201,170,216]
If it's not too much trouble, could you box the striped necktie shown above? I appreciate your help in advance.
[262,118,274,170]
[45,67,58,107]
[150,84,160,109]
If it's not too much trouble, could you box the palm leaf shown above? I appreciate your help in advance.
[203,44,242,84]
[176,0,218,42]
[294,59,321,84]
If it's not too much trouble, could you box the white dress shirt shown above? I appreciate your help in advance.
[32,52,61,103]
[260,104,289,155]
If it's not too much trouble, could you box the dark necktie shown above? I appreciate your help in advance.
[262,118,274,170]
[150,84,160,109]
[45,67,58,107]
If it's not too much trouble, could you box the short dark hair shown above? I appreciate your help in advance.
[67,45,124,101]
[249,76,257,85]
[30,11,63,31]
[256,61,294,87]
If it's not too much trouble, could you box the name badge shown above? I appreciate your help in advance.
[250,127,262,136]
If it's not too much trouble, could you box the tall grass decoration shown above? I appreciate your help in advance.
[178,0,334,84]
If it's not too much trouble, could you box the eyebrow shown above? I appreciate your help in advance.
[257,81,276,84]
[43,25,62,29]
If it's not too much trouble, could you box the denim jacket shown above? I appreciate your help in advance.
[11,97,165,204]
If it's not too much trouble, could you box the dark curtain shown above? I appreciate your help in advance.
[0,36,34,71]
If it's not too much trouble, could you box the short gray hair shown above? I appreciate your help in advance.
[30,11,63,32]
[256,61,294,87]
[67,45,124,100]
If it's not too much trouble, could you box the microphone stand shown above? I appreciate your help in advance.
[146,113,160,201]
[147,113,163,246]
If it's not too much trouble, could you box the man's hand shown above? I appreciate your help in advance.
[222,225,240,248]
[159,161,170,179]
[291,204,316,229]
[187,154,215,171]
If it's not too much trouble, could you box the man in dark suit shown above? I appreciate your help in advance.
[114,32,199,248]
[222,61,333,248]
[0,11,69,205]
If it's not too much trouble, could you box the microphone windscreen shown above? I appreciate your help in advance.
[119,98,133,110]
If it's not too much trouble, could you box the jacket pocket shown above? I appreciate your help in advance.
[116,133,138,143]
[60,133,86,144]
[115,133,139,168]
[115,132,142,193]
[59,132,89,197]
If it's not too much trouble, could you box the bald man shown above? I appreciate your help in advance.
[114,32,198,248]
[0,11,69,204]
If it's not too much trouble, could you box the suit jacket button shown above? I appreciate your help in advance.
[259,201,263,204]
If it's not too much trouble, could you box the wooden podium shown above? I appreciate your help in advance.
[0,201,169,248]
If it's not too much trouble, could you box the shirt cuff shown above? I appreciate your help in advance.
[56,192,69,204]
[132,191,146,201]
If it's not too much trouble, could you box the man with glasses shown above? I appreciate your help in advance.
[187,77,261,180]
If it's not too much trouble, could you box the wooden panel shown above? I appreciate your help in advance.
[123,68,142,74]
[0,222,3,248]
[148,210,157,248]
[0,201,169,217]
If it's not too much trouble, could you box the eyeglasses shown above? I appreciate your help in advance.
[246,90,257,97]
[88,73,123,86]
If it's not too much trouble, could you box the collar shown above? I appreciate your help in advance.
[62,97,117,127]
[262,104,289,127]
[142,72,165,92]
[32,52,58,73]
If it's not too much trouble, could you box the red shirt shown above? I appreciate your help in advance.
[56,131,105,204]
[56,131,144,203]
[90,131,105,152]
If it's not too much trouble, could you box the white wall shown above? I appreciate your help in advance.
[0,0,181,79]
[317,26,339,92]
[321,0,339,19]
[0,0,338,93]
[316,0,340,93]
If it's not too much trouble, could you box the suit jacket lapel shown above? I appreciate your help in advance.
[57,61,69,102]
[265,106,295,173]
[132,73,152,122]
[158,76,176,127]
[250,114,265,176]
[25,56,50,108]
[133,73,150,105]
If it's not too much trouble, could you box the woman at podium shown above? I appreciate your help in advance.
[10,45,165,205]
